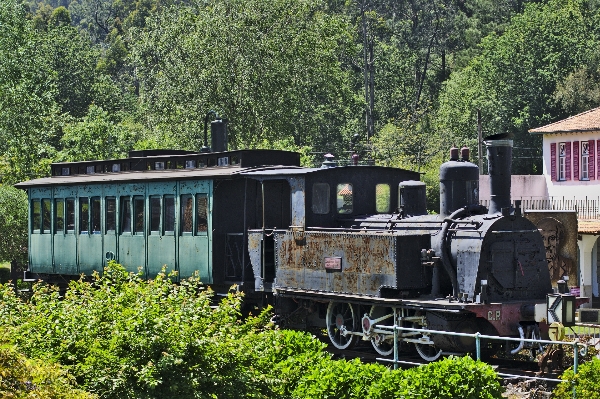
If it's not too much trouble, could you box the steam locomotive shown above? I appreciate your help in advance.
[17,120,563,360]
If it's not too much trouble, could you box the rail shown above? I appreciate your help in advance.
[376,324,589,398]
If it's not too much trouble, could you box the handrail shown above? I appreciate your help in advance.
[377,323,588,398]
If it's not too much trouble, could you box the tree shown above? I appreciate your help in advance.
[0,185,28,265]
[435,0,599,174]
[57,105,140,162]
[130,0,358,157]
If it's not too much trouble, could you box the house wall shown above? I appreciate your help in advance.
[540,130,600,306]
[479,175,548,200]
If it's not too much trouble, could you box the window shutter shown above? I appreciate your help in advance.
[597,140,600,180]
[550,143,556,181]
[566,141,571,180]
[573,141,579,180]
[590,140,595,180]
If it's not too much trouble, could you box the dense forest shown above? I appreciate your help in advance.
[2,0,600,188]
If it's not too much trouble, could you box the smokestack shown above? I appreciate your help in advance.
[484,135,513,214]
[211,118,228,152]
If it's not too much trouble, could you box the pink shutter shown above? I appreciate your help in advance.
[566,141,571,180]
[598,140,600,179]
[550,143,557,181]
[573,141,579,180]
[590,140,595,180]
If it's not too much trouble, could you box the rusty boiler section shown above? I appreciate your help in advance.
[273,230,431,298]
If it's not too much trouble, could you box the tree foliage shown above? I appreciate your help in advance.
[0,343,95,399]
[130,0,358,155]
[436,0,600,173]
[0,186,28,264]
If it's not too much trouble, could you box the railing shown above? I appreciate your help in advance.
[480,197,600,219]
[377,324,589,398]
[565,323,600,349]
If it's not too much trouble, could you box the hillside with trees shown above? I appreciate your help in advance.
[2,0,600,202]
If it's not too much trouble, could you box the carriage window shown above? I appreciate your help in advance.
[133,197,144,234]
[181,195,193,234]
[66,199,75,232]
[80,197,89,234]
[336,184,353,214]
[55,199,64,233]
[121,197,131,233]
[197,195,208,234]
[312,183,330,214]
[376,184,391,213]
[32,200,41,232]
[150,197,161,232]
[164,196,175,233]
[42,199,51,233]
[91,197,101,233]
[105,197,116,232]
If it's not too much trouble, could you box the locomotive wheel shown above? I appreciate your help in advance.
[368,306,395,356]
[413,322,442,362]
[326,301,357,350]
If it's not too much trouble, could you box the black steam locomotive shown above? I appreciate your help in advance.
[250,137,555,360]
[17,119,559,361]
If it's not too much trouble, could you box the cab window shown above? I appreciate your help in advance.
[312,183,330,214]
[376,184,391,213]
[336,184,353,214]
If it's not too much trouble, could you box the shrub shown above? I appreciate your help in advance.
[368,356,503,399]
[0,262,284,398]
[553,357,600,399]
[292,358,389,399]
[0,342,95,398]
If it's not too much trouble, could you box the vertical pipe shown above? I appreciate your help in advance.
[477,110,483,173]
[573,341,579,399]
[261,181,265,281]
[393,308,398,370]
[261,181,265,229]
[242,179,248,285]
[475,332,481,361]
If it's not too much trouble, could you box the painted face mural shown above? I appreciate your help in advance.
[537,217,575,283]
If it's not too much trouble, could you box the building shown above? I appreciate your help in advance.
[527,107,600,306]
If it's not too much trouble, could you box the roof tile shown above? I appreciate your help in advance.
[529,106,600,134]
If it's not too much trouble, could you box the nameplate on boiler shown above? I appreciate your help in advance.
[324,257,342,270]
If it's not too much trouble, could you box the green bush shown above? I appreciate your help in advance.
[368,356,503,399]
[0,262,288,398]
[553,358,600,399]
[0,262,506,399]
[0,262,339,398]
[0,343,95,398]
[292,358,389,399]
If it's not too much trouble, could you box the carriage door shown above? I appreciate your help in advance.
[53,186,78,275]
[103,185,118,268]
[117,183,147,276]
[177,180,212,282]
[29,188,53,274]
[77,185,104,275]
[147,182,177,278]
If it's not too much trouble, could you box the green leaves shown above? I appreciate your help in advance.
[0,185,28,264]
[130,0,357,152]
[554,358,600,399]
[436,0,598,173]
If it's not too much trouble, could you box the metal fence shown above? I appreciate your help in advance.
[565,323,600,350]
[377,324,589,398]
[480,197,600,219]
